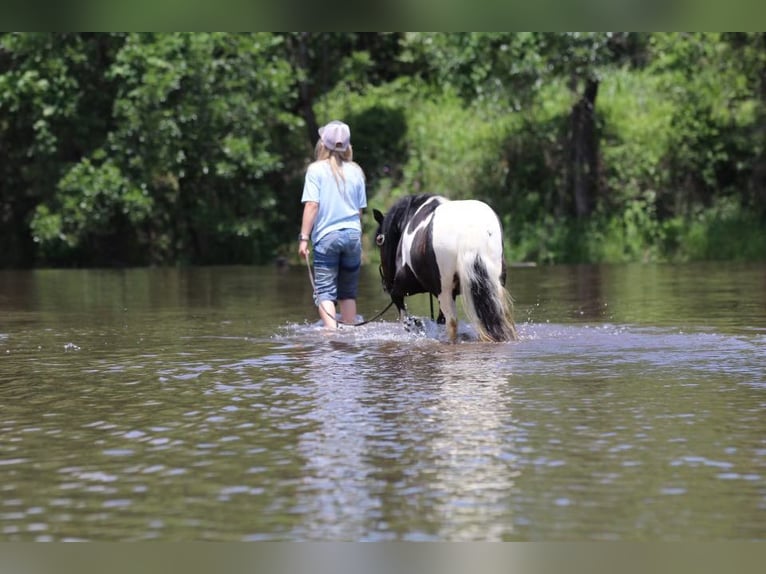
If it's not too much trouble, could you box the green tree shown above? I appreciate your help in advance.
[31,33,302,265]
[280,32,404,148]
[721,32,766,216]
[0,32,124,266]
[397,33,650,219]
[648,33,761,215]
[2,33,765,268]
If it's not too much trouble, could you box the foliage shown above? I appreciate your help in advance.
[1,32,765,268]
[676,197,766,261]
[24,33,302,265]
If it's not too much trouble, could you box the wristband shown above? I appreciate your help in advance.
[298,234,310,242]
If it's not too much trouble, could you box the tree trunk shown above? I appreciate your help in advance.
[568,76,600,219]
[287,33,319,149]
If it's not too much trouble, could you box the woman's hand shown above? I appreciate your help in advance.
[298,239,310,260]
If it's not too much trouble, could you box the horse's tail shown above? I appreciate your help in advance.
[456,243,518,343]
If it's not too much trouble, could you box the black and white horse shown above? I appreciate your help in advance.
[373,193,517,342]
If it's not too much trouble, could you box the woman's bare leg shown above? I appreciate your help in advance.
[318,300,337,329]
[338,299,357,324]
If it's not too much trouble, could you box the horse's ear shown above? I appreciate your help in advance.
[373,208,385,225]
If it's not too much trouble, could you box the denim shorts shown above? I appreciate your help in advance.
[312,228,362,304]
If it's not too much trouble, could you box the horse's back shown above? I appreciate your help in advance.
[435,199,499,226]
[432,199,503,255]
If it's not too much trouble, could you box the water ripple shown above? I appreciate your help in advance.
[1,263,765,541]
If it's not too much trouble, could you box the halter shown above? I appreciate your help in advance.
[375,232,391,292]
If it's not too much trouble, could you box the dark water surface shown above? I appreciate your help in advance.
[1,263,764,541]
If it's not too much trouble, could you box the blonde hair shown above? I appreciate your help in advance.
[315,139,353,175]
[313,140,364,197]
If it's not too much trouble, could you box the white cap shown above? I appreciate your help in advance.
[318,120,351,152]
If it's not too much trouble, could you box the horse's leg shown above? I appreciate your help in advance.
[437,291,458,343]
[391,293,418,330]
[391,266,428,332]
[401,304,426,332]
[391,294,407,322]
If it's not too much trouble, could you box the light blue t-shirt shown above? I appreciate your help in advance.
[301,160,367,244]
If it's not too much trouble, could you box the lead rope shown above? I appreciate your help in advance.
[304,253,394,328]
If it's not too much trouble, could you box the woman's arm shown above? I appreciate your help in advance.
[298,201,319,259]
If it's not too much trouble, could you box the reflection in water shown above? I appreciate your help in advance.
[294,340,380,540]
[0,263,765,541]
[418,345,518,541]
[294,335,519,541]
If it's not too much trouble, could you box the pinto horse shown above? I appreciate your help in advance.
[373,193,517,343]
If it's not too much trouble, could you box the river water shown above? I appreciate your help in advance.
[0,262,764,541]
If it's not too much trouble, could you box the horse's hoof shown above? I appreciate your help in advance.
[403,315,425,333]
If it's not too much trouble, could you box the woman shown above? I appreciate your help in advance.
[298,120,367,329]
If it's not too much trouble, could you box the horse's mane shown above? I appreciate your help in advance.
[378,193,438,291]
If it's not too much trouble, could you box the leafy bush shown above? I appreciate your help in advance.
[677,198,766,261]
